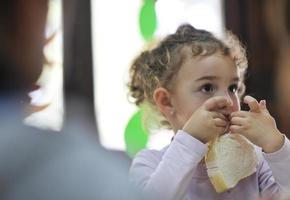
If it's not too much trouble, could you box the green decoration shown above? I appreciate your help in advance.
[125,109,149,157]
[139,0,157,41]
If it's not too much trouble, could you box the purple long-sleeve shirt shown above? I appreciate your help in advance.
[129,130,290,200]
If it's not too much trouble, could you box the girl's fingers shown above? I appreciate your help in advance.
[259,100,266,109]
[214,118,228,127]
[259,100,270,113]
[229,125,243,134]
[230,116,246,126]
[211,112,227,120]
[230,111,249,118]
[244,95,260,112]
[216,127,228,135]
[204,96,232,111]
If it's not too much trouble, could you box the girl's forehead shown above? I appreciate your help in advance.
[177,53,238,80]
[185,52,234,67]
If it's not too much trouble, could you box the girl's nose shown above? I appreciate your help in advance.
[216,93,233,115]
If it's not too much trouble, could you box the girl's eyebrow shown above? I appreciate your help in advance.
[195,76,240,82]
[195,76,218,81]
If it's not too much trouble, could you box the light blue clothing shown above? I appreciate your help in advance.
[130,130,290,200]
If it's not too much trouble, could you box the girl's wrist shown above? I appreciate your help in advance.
[182,128,207,144]
[262,130,284,153]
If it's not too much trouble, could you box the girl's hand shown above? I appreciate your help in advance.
[182,96,231,144]
[230,95,284,153]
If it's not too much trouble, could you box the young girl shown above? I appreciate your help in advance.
[128,24,290,200]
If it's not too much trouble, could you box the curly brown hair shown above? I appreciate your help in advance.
[128,24,247,128]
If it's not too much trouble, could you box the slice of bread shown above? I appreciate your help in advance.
[205,134,257,193]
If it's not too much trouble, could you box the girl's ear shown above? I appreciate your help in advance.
[153,87,174,119]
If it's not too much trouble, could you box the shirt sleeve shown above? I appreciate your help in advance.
[263,135,290,193]
[259,135,290,197]
[129,130,207,200]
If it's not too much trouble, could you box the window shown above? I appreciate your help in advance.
[25,0,63,131]
[92,0,225,152]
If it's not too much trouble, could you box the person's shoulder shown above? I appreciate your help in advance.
[0,121,140,200]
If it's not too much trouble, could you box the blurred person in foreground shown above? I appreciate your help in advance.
[0,0,139,199]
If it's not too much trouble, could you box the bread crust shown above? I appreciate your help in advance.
[205,134,257,193]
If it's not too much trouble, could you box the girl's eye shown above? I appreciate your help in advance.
[229,84,238,93]
[201,84,215,93]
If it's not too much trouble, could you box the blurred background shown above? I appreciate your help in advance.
[23,0,290,156]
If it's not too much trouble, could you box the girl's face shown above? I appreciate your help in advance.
[170,53,241,131]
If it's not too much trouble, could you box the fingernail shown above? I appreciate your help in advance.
[261,100,266,106]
